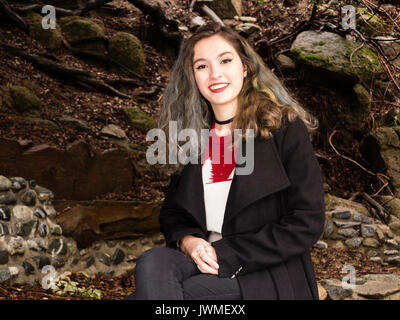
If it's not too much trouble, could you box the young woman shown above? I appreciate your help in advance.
[128,22,325,300]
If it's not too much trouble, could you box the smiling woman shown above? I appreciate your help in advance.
[128,22,325,300]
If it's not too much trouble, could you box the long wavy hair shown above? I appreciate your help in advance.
[157,22,318,174]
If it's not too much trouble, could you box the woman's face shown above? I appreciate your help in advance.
[192,34,247,117]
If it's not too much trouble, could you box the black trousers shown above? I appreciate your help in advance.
[127,246,242,300]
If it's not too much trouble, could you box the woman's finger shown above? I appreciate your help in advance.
[199,245,219,270]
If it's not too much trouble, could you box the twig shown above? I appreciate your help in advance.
[201,5,224,26]
[0,0,28,31]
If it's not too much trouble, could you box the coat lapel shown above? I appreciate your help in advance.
[172,134,292,235]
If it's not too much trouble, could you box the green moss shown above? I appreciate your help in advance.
[291,48,328,64]
[26,12,63,51]
[123,107,155,133]
[9,85,41,113]
[109,32,145,74]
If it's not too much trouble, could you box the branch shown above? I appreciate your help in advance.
[0,0,28,31]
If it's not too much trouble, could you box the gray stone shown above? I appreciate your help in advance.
[32,255,51,270]
[8,266,18,277]
[33,206,47,219]
[353,212,373,224]
[320,278,353,300]
[0,192,17,205]
[7,236,25,255]
[85,255,95,268]
[47,238,67,255]
[38,222,48,237]
[20,189,37,206]
[27,238,46,251]
[0,222,10,236]
[313,240,328,248]
[111,248,125,265]
[96,252,111,266]
[0,206,11,220]
[338,228,359,238]
[105,240,117,248]
[51,255,66,268]
[345,237,363,248]
[0,250,8,264]
[363,238,381,248]
[361,224,377,238]
[385,256,400,264]
[355,275,400,298]
[15,219,37,236]
[334,220,361,228]
[13,205,33,220]
[333,210,351,219]
[384,249,399,255]
[0,269,11,283]
[22,261,35,275]
[324,219,334,239]
[370,256,382,263]
[35,186,53,202]
[0,176,11,191]
[50,224,62,236]
[11,177,26,192]
[100,124,127,140]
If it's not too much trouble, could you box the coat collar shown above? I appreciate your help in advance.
[172,133,291,234]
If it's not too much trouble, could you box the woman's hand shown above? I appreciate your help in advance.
[180,235,219,275]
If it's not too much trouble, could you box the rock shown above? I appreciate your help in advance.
[355,274,400,299]
[27,11,63,51]
[337,228,359,238]
[317,283,327,300]
[96,252,111,266]
[32,256,51,270]
[353,213,373,224]
[22,261,35,275]
[13,205,33,220]
[34,186,54,202]
[345,237,363,248]
[9,86,41,113]
[0,269,11,283]
[385,255,400,263]
[27,238,46,252]
[50,224,62,236]
[290,31,383,87]
[8,266,18,277]
[379,196,400,221]
[0,250,8,265]
[363,238,381,248]
[108,32,145,75]
[353,83,371,110]
[0,192,17,205]
[33,206,47,219]
[357,8,387,37]
[57,115,90,131]
[319,278,353,300]
[7,236,25,255]
[194,0,242,19]
[0,176,11,191]
[0,206,11,220]
[384,249,399,255]
[323,219,334,239]
[189,16,206,29]
[0,222,10,236]
[122,107,155,134]
[235,23,261,36]
[60,16,105,53]
[84,255,95,268]
[276,54,296,72]
[47,238,67,255]
[332,210,351,219]
[100,124,127,140]
[38,222,49,237]
[51,256,66,269]
[20,189,37,206]
[238,16,257,23]
[333,220,361,228]
[15,219,37,236]
[361,224,377,238]
[111,248,125,265]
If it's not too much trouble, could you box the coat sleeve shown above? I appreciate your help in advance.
[211,117,326,278]
[158,173,207,249]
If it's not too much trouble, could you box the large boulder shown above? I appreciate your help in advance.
[108,32,146,75]
[8,85,41,114]
[122,107,155,134]
[26,12,63,51]
[290,31,384,87]
[60,16,105,53]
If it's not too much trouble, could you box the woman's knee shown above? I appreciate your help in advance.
[135,247,176,272]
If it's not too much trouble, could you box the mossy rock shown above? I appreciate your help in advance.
[26,12,63,52]
[290,30,383,86]
[9,85,41,113]
[108,32,145,75]
[60,16,105,53]
[122,107,155,133]
[357,8,387,37]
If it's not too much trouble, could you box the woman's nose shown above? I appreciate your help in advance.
[209,63,223,79]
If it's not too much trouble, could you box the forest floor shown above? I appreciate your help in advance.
[0,0,399,299]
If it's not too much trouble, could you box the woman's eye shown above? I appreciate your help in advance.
[196,64,206,70]
[222,58,232,64]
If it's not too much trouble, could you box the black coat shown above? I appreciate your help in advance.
[158,117,325,300]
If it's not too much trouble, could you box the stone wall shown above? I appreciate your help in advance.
[0,175,164,286]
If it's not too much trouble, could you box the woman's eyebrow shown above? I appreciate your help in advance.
[193,51,233,66]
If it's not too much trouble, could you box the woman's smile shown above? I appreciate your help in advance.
[209,83,229,93]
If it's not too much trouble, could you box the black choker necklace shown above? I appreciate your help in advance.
[215,117,234,125]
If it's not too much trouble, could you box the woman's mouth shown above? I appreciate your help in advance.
[209,83,229,93]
